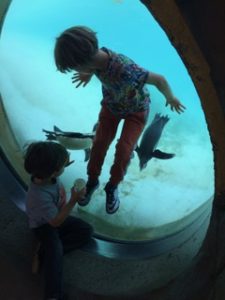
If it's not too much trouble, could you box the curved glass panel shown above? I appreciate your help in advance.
[0,0,214,240]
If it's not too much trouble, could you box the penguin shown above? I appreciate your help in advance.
[43,123,98,162]
[135,114,175,170]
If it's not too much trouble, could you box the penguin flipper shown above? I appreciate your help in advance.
[84,148,91,162]
[153,149,175,159]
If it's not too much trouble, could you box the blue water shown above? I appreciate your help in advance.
[0,0,214,240]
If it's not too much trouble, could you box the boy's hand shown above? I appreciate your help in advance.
[72,72,93,88]
[70,186,86,204]
[166,97,186,114]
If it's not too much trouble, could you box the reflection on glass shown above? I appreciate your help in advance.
[0,0,214,240]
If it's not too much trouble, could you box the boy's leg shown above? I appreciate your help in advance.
[109,109,149,186]
[87,105,121,182]
[105,110,149,214]
[58,216,93,254]
[34,224,64,300]
[79,105,121,206]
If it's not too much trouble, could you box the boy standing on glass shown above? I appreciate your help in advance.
[24,141,93,300]
[54,26,186,215]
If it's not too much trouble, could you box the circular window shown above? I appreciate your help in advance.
[0,0,214,241]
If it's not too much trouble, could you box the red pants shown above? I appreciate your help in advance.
[87,105,149,186]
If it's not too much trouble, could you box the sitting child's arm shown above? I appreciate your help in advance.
[48,187,85,227]
[146,71,186,114]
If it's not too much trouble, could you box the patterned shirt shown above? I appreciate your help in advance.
[95,47,150,116]
[25,178,67,228]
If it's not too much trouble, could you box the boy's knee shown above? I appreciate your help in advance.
[116,141,134,159]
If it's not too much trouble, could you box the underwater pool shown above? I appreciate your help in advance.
[0,0,214,240]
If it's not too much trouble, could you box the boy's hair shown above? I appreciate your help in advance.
[54,26,98,73]
[24,141,69,179]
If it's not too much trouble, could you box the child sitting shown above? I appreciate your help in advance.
[24,141,93,300]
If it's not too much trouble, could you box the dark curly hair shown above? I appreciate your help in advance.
[24,141,69,179]
[54,26,98,73]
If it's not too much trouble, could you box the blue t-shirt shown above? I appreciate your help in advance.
[25,178,67,228]
[95,47,150,116]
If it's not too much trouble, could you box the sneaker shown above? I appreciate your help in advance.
[78,180,99,206]
[104,183,120,214]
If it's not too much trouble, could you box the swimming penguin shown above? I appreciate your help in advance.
[135,113,175,170]
[43,123,98,161]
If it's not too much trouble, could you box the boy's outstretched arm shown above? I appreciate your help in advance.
[146,72,186,114]
[72,72,93,88]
